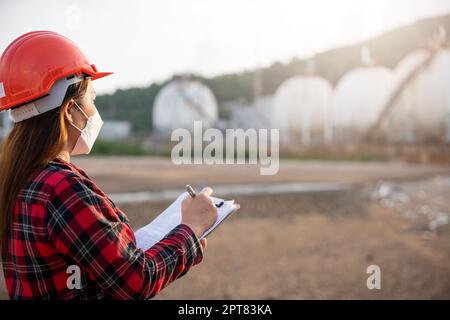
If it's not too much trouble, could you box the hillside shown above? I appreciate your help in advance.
[96,13,450,135]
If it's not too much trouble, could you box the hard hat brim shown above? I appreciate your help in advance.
[90,71,114,80]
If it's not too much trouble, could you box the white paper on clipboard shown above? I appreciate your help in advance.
[135,192,237,251]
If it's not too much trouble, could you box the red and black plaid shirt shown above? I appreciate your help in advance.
[2,157,203,299]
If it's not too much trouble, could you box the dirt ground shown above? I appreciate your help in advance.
[70,156,450,192]
[1,157,450,299]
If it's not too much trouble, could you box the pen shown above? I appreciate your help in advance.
[185,184,197,198]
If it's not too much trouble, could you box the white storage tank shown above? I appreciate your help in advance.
[379,49,450,143]
[152,77,218,133]
[330,66,394,142]
[272,75,333,145]
[229,95,274,130]
[99,120,132,141]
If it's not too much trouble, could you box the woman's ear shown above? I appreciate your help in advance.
[64,100,75,123]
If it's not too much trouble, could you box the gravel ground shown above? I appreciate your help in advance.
[1,158,450,299]
[122,189,450,299]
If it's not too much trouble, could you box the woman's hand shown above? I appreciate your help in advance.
[181,187,218,239]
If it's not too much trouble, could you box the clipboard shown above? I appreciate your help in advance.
[135,192,237,251]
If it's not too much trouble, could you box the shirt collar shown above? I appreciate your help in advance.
[51,157,90,179]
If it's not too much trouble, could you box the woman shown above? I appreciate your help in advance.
[0,31,228,299]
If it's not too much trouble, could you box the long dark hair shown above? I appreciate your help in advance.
[0,79,89,255]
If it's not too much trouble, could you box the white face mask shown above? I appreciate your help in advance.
[69,101,104,155]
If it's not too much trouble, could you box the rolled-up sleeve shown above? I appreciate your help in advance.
[46,173,203,299]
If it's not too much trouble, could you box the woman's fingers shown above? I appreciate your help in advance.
[200,187,213,196]
[199,187,216,209]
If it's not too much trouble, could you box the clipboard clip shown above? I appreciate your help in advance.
[215,201,224,208]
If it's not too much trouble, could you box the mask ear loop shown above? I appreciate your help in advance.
[69,100,89,132]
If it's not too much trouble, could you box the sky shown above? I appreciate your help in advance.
[1,0,450,94]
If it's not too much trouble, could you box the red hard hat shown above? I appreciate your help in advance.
[0,31,112,111]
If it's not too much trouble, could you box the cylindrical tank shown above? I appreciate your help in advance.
[379,49,450,143]
[152,77,218,133]
[273,75,333,145]
[330,66,394,142]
